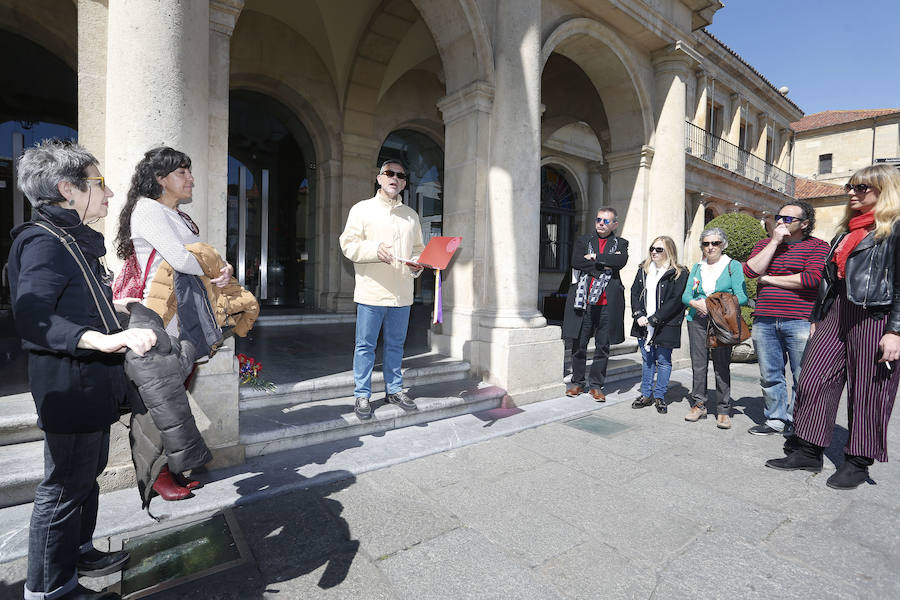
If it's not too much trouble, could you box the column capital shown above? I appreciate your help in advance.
[210,0,244,36]
[606,145,653,173]
[756,111,769,123]
[437,80,494,125]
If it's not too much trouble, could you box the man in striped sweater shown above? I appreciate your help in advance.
[743,201,830,436]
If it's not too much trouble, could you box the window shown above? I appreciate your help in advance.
[706,102,723,136]
[540,166,577,271]
[819,153,832,174]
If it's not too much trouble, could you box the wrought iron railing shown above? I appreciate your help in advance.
[685,121,795,196]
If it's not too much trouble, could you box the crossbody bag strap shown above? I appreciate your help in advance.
[30,221,119,334]
[141,248,157,293]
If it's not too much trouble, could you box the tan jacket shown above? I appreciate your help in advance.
[145,242,259,337]
[339,192,425,306]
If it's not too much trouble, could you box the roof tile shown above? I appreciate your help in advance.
[792,109,900,133]
[794,178,846,200]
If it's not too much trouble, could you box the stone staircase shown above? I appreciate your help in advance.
[0,341,647,509]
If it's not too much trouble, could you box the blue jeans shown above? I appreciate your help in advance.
[354,303,411,398]
[751,316,811,431]
[25,428,109,599]
[638,340,673,399]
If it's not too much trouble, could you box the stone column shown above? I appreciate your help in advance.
[693,69,708,129]
[587,160,606,217]
[317,158,345,311]
[104,0,211,269]
[207,0,244,254]
[726,92,742,146]
[686,192,707,265]
[756,112,769,157]
[648,42,696,253]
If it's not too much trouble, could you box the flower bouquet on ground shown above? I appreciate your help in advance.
[236,353,277,393]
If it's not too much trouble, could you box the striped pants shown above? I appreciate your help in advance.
[794,293,900,462]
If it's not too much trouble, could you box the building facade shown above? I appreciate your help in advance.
[1,0,803,403]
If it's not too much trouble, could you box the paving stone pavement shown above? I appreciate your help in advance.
[1,362,898,599]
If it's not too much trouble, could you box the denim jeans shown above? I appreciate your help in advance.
[354,303,411,398]
[751,316,810,431]
[25,428,109,599]
[638,340,673,399]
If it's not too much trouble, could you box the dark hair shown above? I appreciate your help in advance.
[597,206,618,220]
[779,200,815,238]
[115,147,191,259]
[17,139,97,207]
[378,159,407,173]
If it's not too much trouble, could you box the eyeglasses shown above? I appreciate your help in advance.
[775,214,804,224]
[701,240,723,247]
[649,246,665,253]
[85,176,105,189]
[844,183,872,193]
[595,218,616,225]
[380,169,407,180]
[177,209,200,235]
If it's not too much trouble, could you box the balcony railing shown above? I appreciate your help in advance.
[685,121,795,197]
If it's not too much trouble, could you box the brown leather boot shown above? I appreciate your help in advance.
[152,465,192,501]
[684,403,707,422]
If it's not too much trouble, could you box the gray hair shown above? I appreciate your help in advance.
[700,227,728,249]
[17,139,98,208]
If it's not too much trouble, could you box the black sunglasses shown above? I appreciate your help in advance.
[701,240,723,247]
[380,169,407,180]
[649,246,665,253]
[844,183,872,193]
[595,218,616,225]
[177,209,199,235]
[774,214,804,224]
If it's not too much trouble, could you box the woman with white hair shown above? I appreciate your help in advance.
[681,227,748,429]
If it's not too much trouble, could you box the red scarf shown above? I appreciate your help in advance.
[833,211,875,279]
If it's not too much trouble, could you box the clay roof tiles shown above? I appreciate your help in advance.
[791,109,900,133]
[794,178,846,200]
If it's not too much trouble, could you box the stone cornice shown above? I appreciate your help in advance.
[210,0,244,36]
[606,145,653,172]
[437,81,494,125]
[652,40,703,72]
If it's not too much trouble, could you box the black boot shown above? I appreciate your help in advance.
[765,437,823,472]
[826,455,874,490]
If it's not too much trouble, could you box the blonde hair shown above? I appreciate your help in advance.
[641,236,684,278]
[839,164,900,240]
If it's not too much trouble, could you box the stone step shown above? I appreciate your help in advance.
[254,312,357,326]
[0,393,41,446]
[0,439,43,508]
[239,352,471,410]
[239,378,506,459]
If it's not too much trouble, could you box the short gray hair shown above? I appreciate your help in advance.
[17,139,98,208]
[700,227,728,249]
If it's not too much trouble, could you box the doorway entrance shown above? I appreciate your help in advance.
[226,91,316,307]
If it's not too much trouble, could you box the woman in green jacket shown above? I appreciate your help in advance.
[681,227,748,429]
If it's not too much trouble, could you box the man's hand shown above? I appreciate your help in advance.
[584,253,597,260]
[377,243,394,264]
[771,222,790,244]
[637,316,649,327]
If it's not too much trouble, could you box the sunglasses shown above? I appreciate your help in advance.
[844,183,872,193]
[649,246,665,253]
[701,240,723,247]
[595,218,616,225]
[177,209,200,235]
[380,169,407,180]
[774,214,804,224]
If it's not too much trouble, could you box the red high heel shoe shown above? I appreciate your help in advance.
[174,471,202,490]
[152,465,192,501]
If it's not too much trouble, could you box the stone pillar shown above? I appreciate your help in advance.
[726,92,742,146]
[207,0,244,254]
[648,42,695,253]
[693,69,708,128]
[104,0,211,270]
[317,158,345,311]
[756,112,769,157]
[587,160,606,216]
[686,192,707,265]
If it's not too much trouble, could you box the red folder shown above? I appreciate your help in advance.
[403,236,461,269]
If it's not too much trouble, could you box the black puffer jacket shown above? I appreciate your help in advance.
[811,224,900,330]
[124,303,211,506]
[630,266,689,348]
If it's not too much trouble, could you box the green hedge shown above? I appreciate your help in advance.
[703,212,767,329]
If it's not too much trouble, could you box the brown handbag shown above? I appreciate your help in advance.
[705,291,750,348]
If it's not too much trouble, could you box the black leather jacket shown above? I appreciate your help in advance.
[810,224,900,331]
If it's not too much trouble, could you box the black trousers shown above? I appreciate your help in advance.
[570,304,610,390]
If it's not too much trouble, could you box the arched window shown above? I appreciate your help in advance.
[540,166,577,271]
[378,129,444,240]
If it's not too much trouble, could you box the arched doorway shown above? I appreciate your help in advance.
[227,90,316,307]
[539,165,579,321]
[377,129,443,302]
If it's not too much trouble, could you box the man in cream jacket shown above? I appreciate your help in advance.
[339,160,425,420]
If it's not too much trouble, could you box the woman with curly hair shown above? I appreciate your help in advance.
[767,164,900,489]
